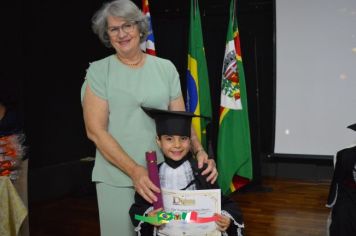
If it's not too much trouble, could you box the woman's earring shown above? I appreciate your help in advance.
[139,33,143,37]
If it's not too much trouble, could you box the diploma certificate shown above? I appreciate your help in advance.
[158,188,221,236]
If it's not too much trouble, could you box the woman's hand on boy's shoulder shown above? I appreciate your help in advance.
[196,150,218,184]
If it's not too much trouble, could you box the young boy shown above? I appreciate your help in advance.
[129,107,244,236]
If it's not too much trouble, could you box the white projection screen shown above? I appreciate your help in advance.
[274,0,356,158]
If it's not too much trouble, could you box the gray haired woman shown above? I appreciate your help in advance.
[81,0,218,235]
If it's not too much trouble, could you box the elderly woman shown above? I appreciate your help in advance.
[80,0,217,235]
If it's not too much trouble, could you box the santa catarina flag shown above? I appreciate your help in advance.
[217,0,253,195]
[186,0,212,150]
[141,0,156,55]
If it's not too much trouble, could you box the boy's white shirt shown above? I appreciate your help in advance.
[159,161,196,190]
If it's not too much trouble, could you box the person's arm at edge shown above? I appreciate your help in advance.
[82,84,159,203]
[168,95,217,183]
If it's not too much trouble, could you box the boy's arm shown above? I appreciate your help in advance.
[221,195,245,235]
[192,160,245,235]
[129,192,155,235]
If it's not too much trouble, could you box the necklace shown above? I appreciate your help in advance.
[117,53,144,67]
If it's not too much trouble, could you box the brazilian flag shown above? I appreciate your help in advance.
[186,0,212,150]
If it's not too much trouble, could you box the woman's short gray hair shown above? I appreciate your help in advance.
[92,0,149,48]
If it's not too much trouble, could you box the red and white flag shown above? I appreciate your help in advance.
[141,0,156,55]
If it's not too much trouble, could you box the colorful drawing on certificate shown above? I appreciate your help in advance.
[158,188,221,236]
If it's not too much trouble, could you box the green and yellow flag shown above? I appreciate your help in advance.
[217,0,253,195]
[186,0,212,150]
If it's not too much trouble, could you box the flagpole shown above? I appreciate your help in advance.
[232,0,236,22]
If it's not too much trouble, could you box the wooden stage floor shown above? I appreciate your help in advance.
[29,177,331,236]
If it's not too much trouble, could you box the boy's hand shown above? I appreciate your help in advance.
[147,208,164,226]
[214,213,231,232]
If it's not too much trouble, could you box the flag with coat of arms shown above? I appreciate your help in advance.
[217,0,253,195]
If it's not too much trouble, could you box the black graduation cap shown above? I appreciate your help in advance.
[347,123,356,132]
[142,106,202,137]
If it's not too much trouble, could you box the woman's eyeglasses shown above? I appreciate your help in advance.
[107,21,138,36]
